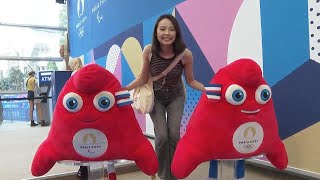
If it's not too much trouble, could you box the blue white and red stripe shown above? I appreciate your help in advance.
[205,84,222,100]
[115,90,132,107]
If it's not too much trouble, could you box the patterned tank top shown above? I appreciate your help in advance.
[150,53,184,104]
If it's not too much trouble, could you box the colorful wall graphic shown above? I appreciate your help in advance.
[68,0,320,176]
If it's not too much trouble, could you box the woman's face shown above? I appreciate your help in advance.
[156,18,176,47]
[59,45,64,57]
[70,61,76,70]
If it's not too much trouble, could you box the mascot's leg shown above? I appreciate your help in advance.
[171,137,209,179]
[208,160,245,180]
[107,161,116,180]
[132,138,158,176]
[208,160,218,180]
[265,140,288,170]
[31,140,58,176]
[233,160,245,180]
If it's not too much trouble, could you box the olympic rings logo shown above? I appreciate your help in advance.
[243,144,254,149]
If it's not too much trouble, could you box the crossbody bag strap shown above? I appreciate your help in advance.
[152,48,187,81]
[147,45,152,63]
[26,77,31,87]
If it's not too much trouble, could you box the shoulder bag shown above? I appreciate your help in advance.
[132,48,187,114]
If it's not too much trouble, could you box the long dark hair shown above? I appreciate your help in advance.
[151,14,186,55]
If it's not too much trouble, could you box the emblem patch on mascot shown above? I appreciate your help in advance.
[171,59,288,178]
[31,64,158,177]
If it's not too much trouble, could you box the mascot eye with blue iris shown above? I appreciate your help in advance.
[67,98,78,109]
[226,85,247,105]
[93,91,114,112]
[99,98,110,107]
[255,85,271,104]
[63,93,83,112]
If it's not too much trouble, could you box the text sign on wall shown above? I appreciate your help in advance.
[39,71,53,86]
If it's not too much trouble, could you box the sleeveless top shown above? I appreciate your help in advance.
[26,76,36,91]
[150,53,184,104]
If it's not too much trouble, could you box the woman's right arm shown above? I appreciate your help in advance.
[125,45,152,91]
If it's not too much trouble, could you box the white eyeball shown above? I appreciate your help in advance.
[93,91,115,112]
[255,85,272,104]
[225,84,247,105]
[63,92,83,112]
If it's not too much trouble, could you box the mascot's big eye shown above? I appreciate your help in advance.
[63,92,83,112]
[225,84,247,105]
[255,85,272,104]
[93,91,115,112]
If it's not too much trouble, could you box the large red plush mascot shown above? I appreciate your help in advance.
[31,64,158,178]
[171,59,288,178]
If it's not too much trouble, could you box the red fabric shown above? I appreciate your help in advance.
[31,64,158,176]
[108,172,117,180]
[171,59,288,178]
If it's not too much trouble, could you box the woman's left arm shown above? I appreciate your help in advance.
[182,50,206,92]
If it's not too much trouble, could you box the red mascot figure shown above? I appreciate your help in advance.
[31,64,158,179]
[171,59,288,179]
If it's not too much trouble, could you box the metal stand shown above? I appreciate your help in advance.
[103,160,156,180]
[58,160,108,180]
[208,159,245,180]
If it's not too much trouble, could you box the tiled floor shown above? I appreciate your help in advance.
[0,120,79,180]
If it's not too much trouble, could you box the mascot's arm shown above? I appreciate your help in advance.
[171,134,210,179]
[265,140,288,170]
[132,138,158,176]
[31,140,58,176]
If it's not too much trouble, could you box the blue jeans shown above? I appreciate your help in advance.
[149,88,186,180]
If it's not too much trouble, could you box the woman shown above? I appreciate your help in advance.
[59,44,72,71]
[70,57,83,75]
[126,14,205,180]
[26,71,45,126]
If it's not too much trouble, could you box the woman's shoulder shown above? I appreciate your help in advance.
[143,44,152,51]
[142,44,152,60]
[181,48,193,64]
[183,48,192,56]
[182,48,192,58]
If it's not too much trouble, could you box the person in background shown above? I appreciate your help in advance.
[59,44,64,58]
[70,57,84,75]
[60,44,72,71]
[26,71,45,126]
[125,14,205,180]
[34,83,46,126]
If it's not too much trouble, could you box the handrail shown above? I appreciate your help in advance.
[0,96,52,101]
[0,90,28,94]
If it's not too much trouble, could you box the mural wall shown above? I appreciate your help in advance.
[68,0,320,176]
